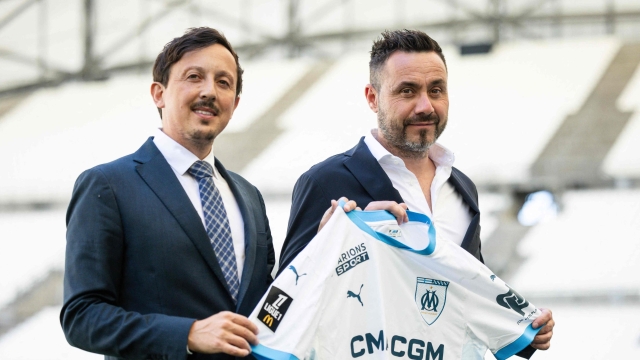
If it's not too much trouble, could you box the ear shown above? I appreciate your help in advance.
[365,84,378,113]
[150,82,165,109]
[233,95,240,111]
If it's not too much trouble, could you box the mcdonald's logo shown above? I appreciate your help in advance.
[257,286,293,332]
[262,314,274,327]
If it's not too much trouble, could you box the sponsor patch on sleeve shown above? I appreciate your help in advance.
[257,286,293,332]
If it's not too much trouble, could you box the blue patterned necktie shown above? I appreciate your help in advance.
[188,160,239,302]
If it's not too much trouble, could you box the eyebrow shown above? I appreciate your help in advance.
[181,66,234,79]
[181,66,206,75]
[429,78,446,87]
[394,81,420,90]
[393,78,446,90]
[215,69,235,81]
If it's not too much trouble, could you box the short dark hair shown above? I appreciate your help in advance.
[369,29,446,90]
[152,27,244,117]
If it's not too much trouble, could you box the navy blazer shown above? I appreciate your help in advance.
[61,138,275,360]
[277,137,537,359]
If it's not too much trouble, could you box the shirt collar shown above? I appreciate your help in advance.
[153,128,218,178]
[364,129,455,168]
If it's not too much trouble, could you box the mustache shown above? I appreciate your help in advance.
[190,99,220,114]
[403,112,439,126]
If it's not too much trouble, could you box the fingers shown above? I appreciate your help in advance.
[187,311,259,355]
[530,308,554,350]
[319,199,409,232]
[318,200,339,233]
[337,197,358,213]
[231,313,259,344]
[364,201,409,224]
[532,308,552,329]
[531,329,553,350]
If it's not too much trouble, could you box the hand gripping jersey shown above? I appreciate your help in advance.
[250,206,541,360]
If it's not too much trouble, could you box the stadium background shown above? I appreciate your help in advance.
[1,0,639,358]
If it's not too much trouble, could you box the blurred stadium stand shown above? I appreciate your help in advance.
[1,0,640,358]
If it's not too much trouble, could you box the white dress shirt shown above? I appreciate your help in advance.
[153,128,245,278]
[364,131,473,246]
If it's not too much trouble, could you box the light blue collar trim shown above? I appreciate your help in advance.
[339,200,437,255]
[493,323,541,360]
[251,344,300,360]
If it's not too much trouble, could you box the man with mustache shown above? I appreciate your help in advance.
[61,27,275,359]
[278,29,554,357]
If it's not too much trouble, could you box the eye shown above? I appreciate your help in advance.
[218,80,231,88]
[400,88,413,94]
[187,73,200,80]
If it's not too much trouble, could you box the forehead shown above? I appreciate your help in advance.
[170,43,237,75]
[381,51,447,85]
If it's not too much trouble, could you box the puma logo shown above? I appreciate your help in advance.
[288,265,307,285]
[347,284,364,306]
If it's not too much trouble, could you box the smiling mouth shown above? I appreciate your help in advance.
[193,108,217,117]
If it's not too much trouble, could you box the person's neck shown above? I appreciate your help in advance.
[161,128,213,160]
[186,142,213,160]
[372,129,435,176]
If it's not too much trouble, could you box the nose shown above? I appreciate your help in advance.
[415,91,434,115]
[200,77,217,100]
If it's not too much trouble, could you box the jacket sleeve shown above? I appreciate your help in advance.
[277,173,331,276]
[60,168,194,360]
[257,188,276,280]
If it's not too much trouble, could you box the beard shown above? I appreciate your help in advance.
[378,108,447,159]
[188,99,222,144]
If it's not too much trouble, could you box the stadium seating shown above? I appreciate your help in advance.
[0,209,66,309]
[508,189,640,295]
[602,62,640,179]
[0,306,101,360]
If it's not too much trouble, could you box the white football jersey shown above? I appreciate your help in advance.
[250,206,540,360]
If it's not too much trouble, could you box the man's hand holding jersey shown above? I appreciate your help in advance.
[318,197,409,233]
[187,311,259,357]
[531,308,554,350]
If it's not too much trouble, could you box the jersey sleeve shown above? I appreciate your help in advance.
[249,208,355,360]
[462,266,542,360]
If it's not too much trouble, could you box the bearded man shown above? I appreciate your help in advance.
[277,29,554,357]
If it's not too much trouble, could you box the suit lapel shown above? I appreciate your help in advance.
[448,168,479,214]
[133,138,233,299]
[214,159,256,309]
[448,168,481,253]
[344,137,404,204]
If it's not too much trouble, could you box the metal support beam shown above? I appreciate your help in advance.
[287,0,301,57]
[37,0,48,78]
[231,9,640,54]
[1,1,640,97]
[95,0,187,65]
[0,0,38,31]
[193,4,278,42]
[0,47,70,75]
[81,0,100,80]
[606,0,616,34]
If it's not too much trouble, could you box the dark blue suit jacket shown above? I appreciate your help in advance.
[278,137,537,359]
[61,138,275,360]
[278,137,483,273]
